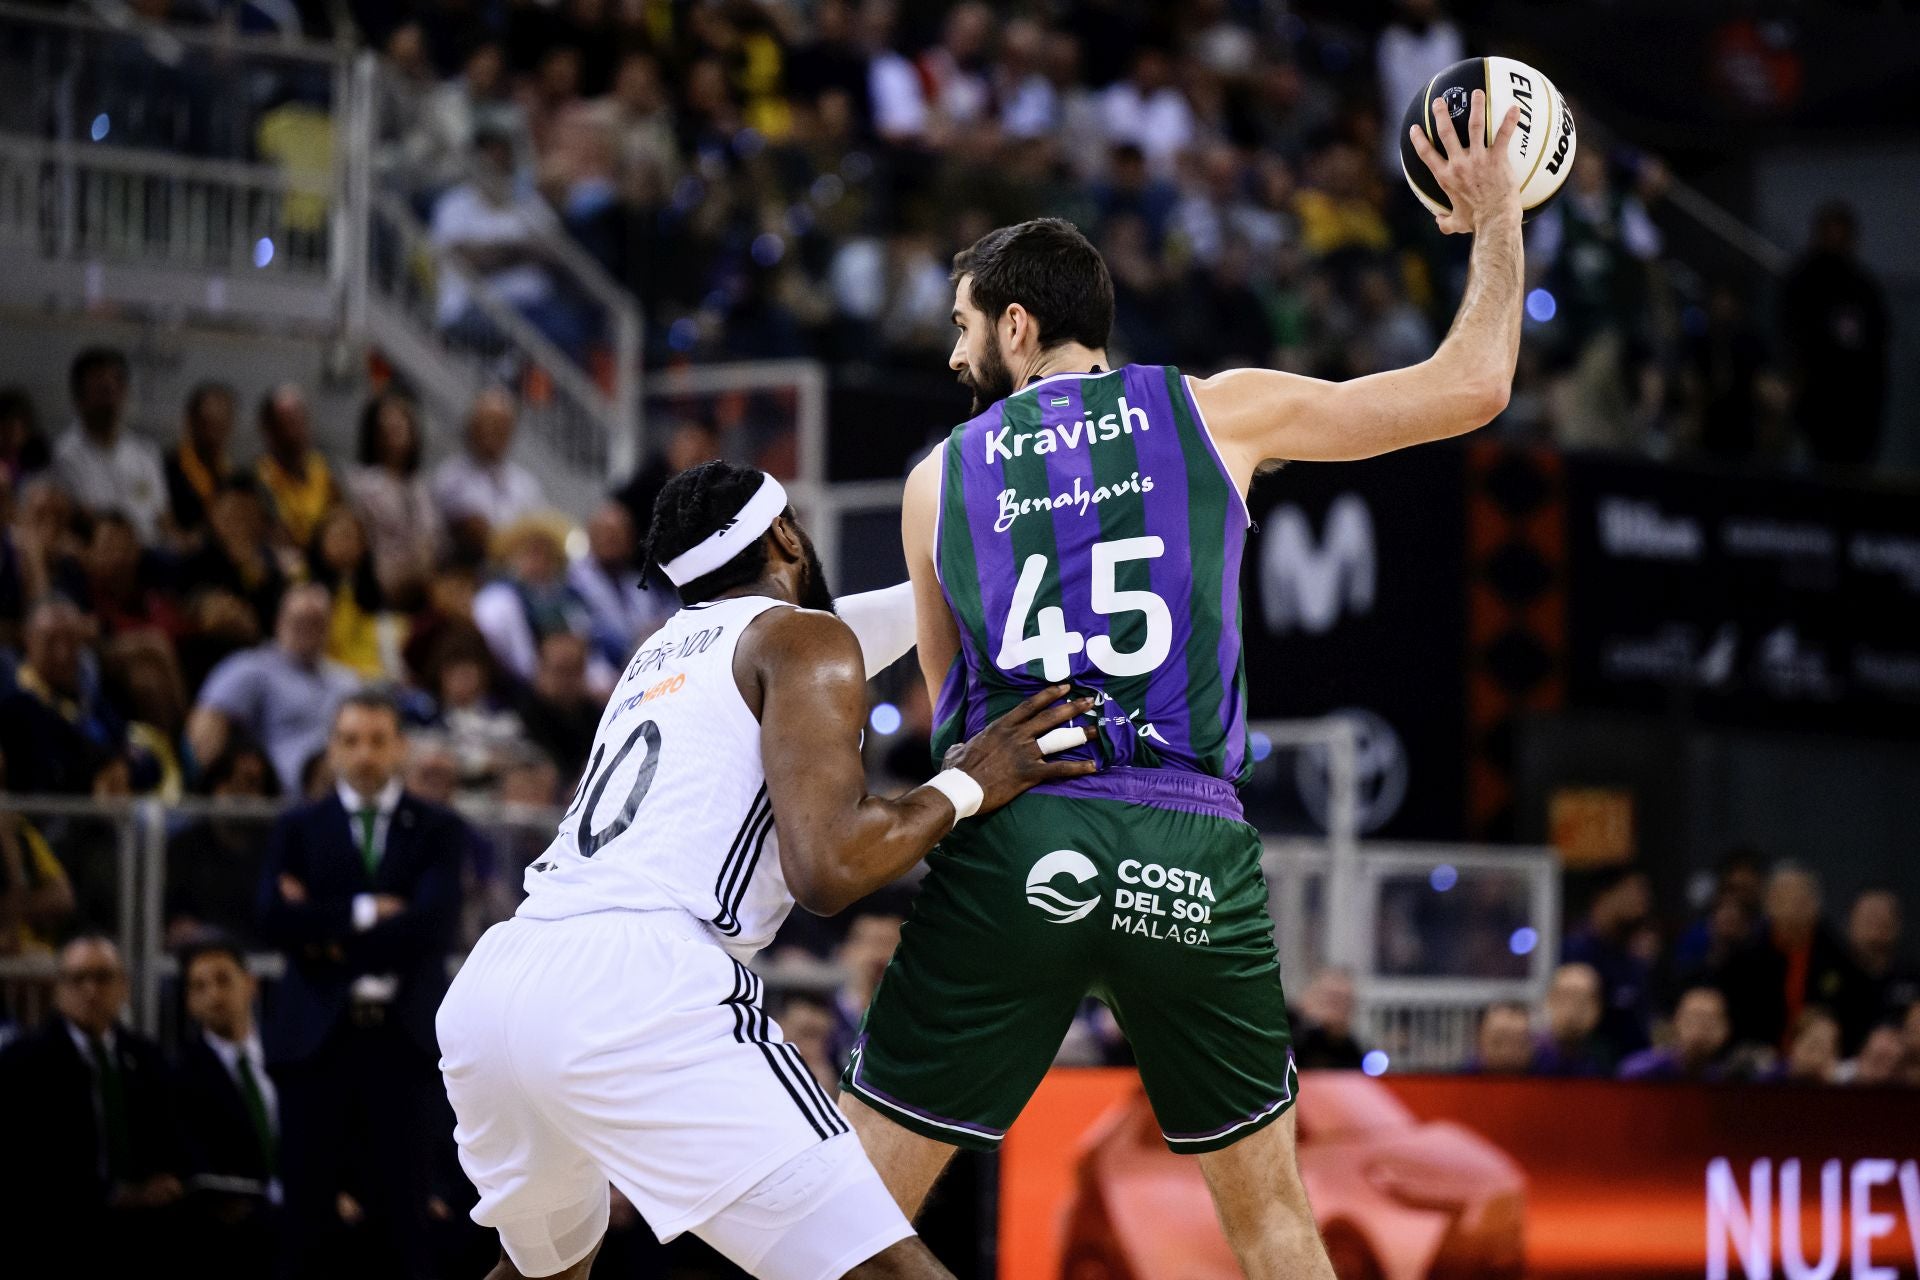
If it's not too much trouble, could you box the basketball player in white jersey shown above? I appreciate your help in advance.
[437,460,1096,1280]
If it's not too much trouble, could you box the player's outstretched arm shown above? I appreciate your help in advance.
[743,607,1093,916]
[1192,90,1524,482]
[902,448,960,703]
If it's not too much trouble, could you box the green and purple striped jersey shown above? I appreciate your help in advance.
[932,365,1253,817]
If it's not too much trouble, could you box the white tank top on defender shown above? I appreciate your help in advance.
[517,595,795,960]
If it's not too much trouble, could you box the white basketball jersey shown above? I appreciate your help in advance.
[517,595,796,959]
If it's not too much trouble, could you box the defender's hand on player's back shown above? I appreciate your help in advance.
[943,684,1098,815]
[1407,89,1522,235]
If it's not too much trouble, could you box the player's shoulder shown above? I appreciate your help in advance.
[740,603,863,673]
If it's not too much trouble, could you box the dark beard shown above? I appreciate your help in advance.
[960,329,1016,415]
[798,532,835,613]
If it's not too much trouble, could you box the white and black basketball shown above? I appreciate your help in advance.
[1399,56,1577,222]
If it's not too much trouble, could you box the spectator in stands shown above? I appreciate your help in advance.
[430,129,589,357]
[403,733,460,807]
[177,479,288,690]
[829,905,905,1068]
[1618,987,1732,1082]
[1718,863,1871,1056]
[189,583,361,793]
[429,645,524,796]
[258,690,469,1280]
[175,938,280,1280]
[1532,962,1614,1077]
[1779,201,1890,468]
[569,499,664,670]
[53,347,168,543]
[1679,281,1778,463]
[1781,1006,1843,1085]
[0,384,50,485]
[254,384,341,554]
[613,416,721,546]
[1563,868,1656,1060]
[1352,265,1436,374]
[0,746,77,953]
[1375,0,1465,174]
[514,630,601,782]
[1845,887,1916,1044]
[307,506,394,680]
[1102,48,1194,180]
[1291,967,1368,1071]
[346,391,443,605]
[430,37,535,183]
[1295,142,1393,269]
[780,993,842,1093]
[164,382,238,545]
[916,1,994,139]
[165,738,280,947]
[85,510,185,642]
[472,514,607,689]
[1467,1001,1536,1074]
[864,0,928,145]
[1,474,81,648]
[430,387,546,563]
[371,20,441,197]
[0,936,184,1273]
[0,596,130,795]
[1900,1003,1920,1086]
[1674,846,1766,981]
[1529,150,1664,452]
[1092,142,1179,250]
[593,51,681,207]
[1842,1023,1908,1087]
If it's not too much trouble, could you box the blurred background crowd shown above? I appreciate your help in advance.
[0,0,1915,1277]
[7,0,1900,471]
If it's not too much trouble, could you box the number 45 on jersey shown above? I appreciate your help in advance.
[997,536,1172,681]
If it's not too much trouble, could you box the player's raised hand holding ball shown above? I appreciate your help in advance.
[1402,56,1578,233]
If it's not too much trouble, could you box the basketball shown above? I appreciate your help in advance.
[1400,56,1577,221]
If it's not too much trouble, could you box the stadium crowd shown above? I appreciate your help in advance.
[58,0,1897,471]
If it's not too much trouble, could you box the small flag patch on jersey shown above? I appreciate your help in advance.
[1050,396,1070,406]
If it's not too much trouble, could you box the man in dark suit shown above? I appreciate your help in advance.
[259,688,469,1280]
[0,935,184,1273]
[176,937,281,1280]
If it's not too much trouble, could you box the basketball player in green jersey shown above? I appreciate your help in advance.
[840,96,1524,1276]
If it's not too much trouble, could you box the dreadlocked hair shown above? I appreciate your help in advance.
[642,460,777,605]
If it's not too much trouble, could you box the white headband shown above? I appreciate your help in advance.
[661,474,790,586]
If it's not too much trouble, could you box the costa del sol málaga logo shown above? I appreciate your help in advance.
[1025,849,1101,924]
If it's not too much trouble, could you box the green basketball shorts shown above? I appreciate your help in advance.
[841,779,1297,1155]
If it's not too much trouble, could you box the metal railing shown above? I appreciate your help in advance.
[364,186,633,481]
[2,760,1557,1070]
[1266,839,1561,1070]
[0,6,642,498]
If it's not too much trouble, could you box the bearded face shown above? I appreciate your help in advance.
[949,276,1018,416]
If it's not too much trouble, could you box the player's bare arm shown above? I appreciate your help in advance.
[902,449,960,702]
[1192,89,1525,483]
[739,606,1093,916]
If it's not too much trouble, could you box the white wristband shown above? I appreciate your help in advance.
[924,768,984,824]
[352,893,379,931]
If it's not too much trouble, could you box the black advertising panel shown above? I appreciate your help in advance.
[1566,458,1920,737]
[1240,446,1469,839]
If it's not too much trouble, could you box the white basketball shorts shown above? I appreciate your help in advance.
[437,909,912,1279]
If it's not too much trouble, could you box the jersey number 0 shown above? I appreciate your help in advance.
[566,720,664,858]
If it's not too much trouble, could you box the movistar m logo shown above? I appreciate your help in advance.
[1025,849,1101,924]
[1259,495,1376,635]
[986,397,1148,463]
